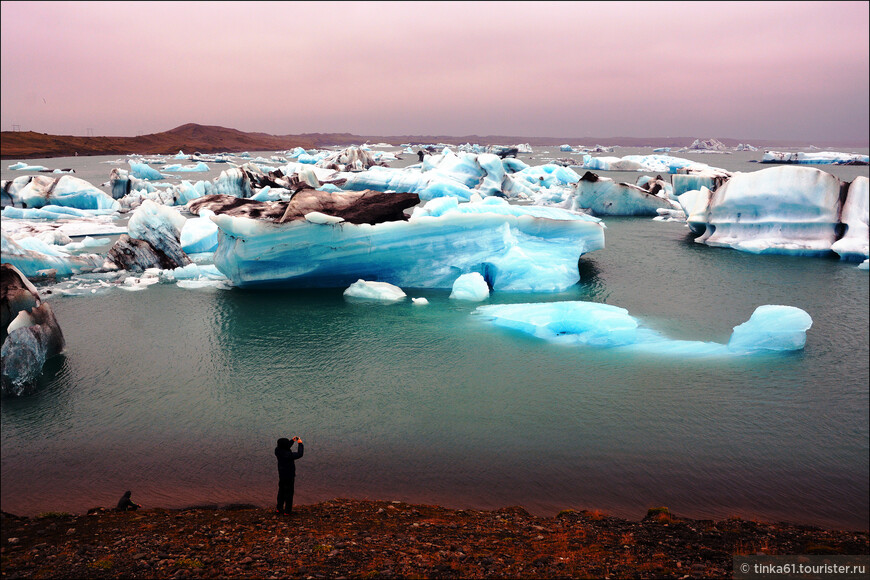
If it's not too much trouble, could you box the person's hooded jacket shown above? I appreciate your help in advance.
[275,438,304,480]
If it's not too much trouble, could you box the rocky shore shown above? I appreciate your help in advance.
[1,499,867,579]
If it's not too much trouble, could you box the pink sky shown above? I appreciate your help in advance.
[1,1,868,143]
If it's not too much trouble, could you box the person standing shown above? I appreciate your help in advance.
[274,436,304,515]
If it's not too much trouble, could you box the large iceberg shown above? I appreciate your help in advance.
[474,301,812,357]
[206,192,605,291]
[690,166,863,258]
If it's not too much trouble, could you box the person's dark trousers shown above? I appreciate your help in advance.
[277,478,295,514]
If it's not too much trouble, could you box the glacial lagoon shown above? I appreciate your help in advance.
[1,148,868,529]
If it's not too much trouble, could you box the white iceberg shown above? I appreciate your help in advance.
[161,162,210,172]
[475,301,812,356]
[569,172,677,216]
[343,279,407,302]
[693,166,846,256]
[449,272,490,301]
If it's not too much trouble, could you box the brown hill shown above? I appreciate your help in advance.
[1,123,856,160]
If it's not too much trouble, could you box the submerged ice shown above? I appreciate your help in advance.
[475,301,813,357]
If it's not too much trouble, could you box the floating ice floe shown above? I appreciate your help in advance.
[344,279,407,302]
[685,166,869,260]
[761,151,869,165]
[735,143,758,152]
[449,272,490,301]
[412,297,429,305]
[161,162,210,172]
[7,162,49,171]
[5,175,119,210]
[204,192,604,291]
[474,301,813,357]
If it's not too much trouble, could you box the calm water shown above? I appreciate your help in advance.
[1,148,868,529]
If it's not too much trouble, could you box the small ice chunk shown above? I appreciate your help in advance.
[412,297,429,305]
[449,272,490,301]
[727,305,813,353]
[343,279,406,302]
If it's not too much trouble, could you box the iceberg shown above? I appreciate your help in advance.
[831,176,869,261]
[206,192,605,291]
[761,151,869,165]
[671,170,729,198]
[678,138,729,153]
[1,228,105,278]
[727,305,813,353]
[693,166,846,256]
[343,280,407,302]
[161,162,210,172]
[108,200,191,271]
[569,172,677,216]
[129,160,166,180]
[8,175,119,210]
[1,265,65,396]
[180,209,219,254]
[474,301,812,357]
[7,162,49,171]
[449,272,490,301]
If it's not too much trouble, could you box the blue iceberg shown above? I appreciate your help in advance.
[475,301,813,357]
[129,161,166,180]
[209,195,605,291]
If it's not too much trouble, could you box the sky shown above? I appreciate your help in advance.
[1,1,868,144]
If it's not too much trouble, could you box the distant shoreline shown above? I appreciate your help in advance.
[3,122,866,160]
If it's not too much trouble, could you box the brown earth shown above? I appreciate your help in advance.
[1,123,834,160]
[1,499,867,579]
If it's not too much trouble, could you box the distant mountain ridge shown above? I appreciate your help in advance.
[1,123,863,160]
